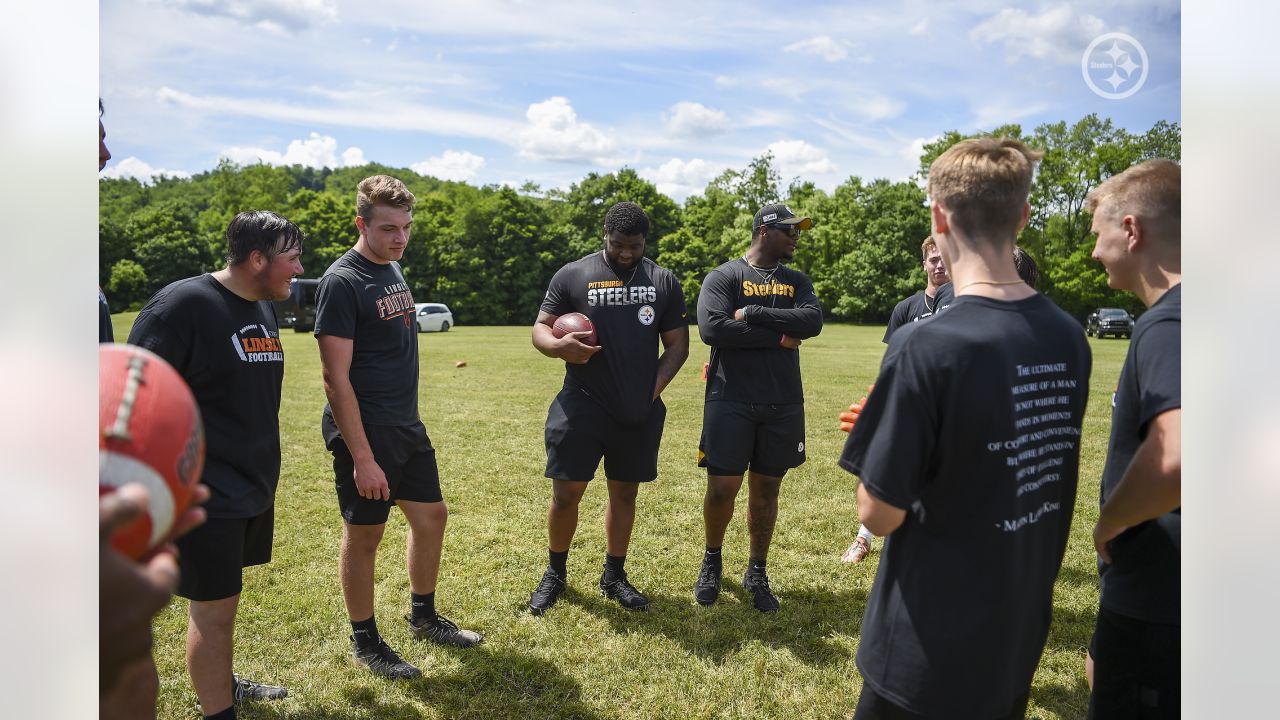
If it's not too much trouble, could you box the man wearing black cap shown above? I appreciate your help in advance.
[693,203,823,611]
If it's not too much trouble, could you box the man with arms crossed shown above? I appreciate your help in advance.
[1085,159,1181,719]
[128,211,303,720]
[839,138,1090,719]
[842,235,950,564]
[694,203,823,611]
[316,175,481,680]
[527,201,689,615]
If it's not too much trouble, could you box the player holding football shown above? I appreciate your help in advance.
[128,211,303,720]
[694,203,823,612]
[839,138,1090,718]
[1084,159,1181,718]
[526,201,689,615]
[315,175,483,679]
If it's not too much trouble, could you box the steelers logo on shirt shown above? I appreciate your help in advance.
[637,304,655,326]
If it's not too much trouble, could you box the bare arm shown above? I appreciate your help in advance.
[532,311,601,364]
[857,482,908,537]
[318,334,389,501]
[652,325,690,399]
[1093,408,1181,563]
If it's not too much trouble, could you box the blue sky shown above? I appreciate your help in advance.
[99,0,1181,200]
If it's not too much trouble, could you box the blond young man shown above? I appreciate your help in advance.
[843,236,951,564]
[315,175,481,680]
[1084,160,1181,719]
[838,138,1090,719]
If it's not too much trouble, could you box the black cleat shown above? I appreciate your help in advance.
[599,572,650,611]
[405,613,483,647]
[529,567,566,616]
[742,568,780,612]
[694,556,722,606]
[352,636,422,680]
[232,674,288,702]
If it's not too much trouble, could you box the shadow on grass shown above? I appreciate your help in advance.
[1030,680,1091,720]
[560,576,868,667]
[1054,563,1102,593]
[285,645,605,720]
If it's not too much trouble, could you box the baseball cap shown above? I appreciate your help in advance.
[752,203,814,234]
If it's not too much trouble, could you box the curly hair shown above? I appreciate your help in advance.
[602,201,650,237]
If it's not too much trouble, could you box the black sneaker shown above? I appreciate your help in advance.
[405,613,483,647]
[351,636,422,679]
[694,556,722,606]
[599,572,650,611]
[232,674,288,702]
[529,567,566,616]
[742,568,780,612]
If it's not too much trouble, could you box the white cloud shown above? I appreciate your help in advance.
[154,0,338,34]
[902,135,941,164]
[518,97,614,163]
[784,35,849,63]
[767,140,836,178]
[100,156,192,183]
[664,102,728,139]
[909,18,930,36]
[640,157,721,201]
[411,150,486,181]
[713,75,740,88]
[218,132,365,168]
[970,5,1106,64]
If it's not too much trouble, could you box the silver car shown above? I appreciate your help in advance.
[414,303,454,332]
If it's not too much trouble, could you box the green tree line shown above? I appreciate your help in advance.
[100,114,1178,324]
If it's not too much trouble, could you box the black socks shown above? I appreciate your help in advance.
[351,615,379,650]
[205,706,236,720]
[411,591,436,623]
[549,549,568,578]
[603,553,626,583]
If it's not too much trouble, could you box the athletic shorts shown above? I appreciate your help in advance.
[698,401,806,478]
[174,506,274,602]
[323,413,444,525]
[1088,607,1180,719]
[544,386,666,483]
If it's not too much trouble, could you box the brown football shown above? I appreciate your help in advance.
[552,312,597,346]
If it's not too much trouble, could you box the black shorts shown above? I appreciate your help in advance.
[1088,607,1180,719]
[544,387,666,483]
[698,401,806,478]
[323,413,444,525]
[174,506,274,602]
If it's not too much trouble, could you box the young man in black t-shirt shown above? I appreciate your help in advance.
[694,203,823,612]
[315,175,481,681]
[1084,160,1181,719]
[128,211,303,720]
[527,202,689,615]
[842,235,951,564]
[839,139,1090,719]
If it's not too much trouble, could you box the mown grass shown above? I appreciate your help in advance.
[111,314,1129,720]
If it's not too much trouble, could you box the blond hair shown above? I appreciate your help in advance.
[1086,159,1180,240]
[920,235,938,260]
[356,175,416,220]
[928,138,1043,238]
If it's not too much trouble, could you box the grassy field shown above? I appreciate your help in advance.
[111,314,1129,720]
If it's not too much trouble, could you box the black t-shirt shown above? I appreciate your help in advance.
[98,288,114,343]
[540,252,686,426]
[127,275,285,519]
[1098,283,1181,625]
[882,288,947,343]
[838,293,1091,718]
[697,258,823,404]
[315,249,419,426]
